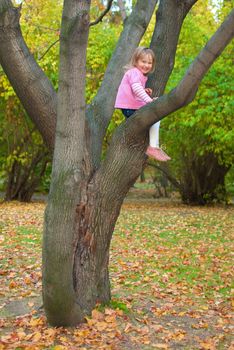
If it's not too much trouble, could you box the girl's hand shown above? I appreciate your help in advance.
[145,88,152,96]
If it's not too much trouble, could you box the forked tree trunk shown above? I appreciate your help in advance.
[43,121,147,325]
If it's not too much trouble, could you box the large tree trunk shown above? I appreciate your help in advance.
[42,0,92,325]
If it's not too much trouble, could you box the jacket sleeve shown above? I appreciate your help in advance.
[131,82,153,103]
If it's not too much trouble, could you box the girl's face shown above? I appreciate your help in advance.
[136,54,153,75]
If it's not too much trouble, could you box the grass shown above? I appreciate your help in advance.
[0,200,233,349]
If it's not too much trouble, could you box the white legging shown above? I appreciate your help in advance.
[149,121,160,148]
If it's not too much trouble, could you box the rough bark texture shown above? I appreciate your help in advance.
[42,0,92,326]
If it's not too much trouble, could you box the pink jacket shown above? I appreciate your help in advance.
[115,67,150,109]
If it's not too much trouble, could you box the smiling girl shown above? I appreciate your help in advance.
[115,47,170,162]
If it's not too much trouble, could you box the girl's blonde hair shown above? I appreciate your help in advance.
[125,47,156,73]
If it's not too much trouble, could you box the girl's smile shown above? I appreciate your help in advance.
[136,54,153,75]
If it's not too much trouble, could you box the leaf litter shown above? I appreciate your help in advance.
[0,199,233,349]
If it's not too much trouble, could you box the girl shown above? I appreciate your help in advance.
[115,47,170,162]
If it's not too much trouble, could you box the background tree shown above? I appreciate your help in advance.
[0,0,233,326]
[0,0,60,199]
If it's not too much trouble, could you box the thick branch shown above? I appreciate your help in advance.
[0,1,56,150]
[148,0,198,95]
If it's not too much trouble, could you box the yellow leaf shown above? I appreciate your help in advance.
[199,341,215,350]
[32,332,42,342]
[200,305,209,310]
[178,311,186,316]
[29,318,43,327]
[85,317,95,327]
[153,344,169,349]
[74,329,90,337]
[231,298,234,309]
[59,336,68,342]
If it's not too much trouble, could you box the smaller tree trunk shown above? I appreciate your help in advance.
[4,150,50,202]
[181,153,230,204]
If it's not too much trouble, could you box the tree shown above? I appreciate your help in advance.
[0,0,233,326]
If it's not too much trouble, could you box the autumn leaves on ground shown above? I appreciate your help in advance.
[0,195,233,349]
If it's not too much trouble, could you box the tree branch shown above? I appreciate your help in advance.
[147,161,182,190]
[38,38,60,61]
[90,0,113,26]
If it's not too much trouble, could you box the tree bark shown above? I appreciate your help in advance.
[42,0,92,326]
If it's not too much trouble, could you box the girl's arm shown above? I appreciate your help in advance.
[131,83,153,103]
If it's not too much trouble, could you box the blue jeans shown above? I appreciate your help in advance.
[121,109,136,118]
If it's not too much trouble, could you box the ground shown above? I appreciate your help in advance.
[0,187,233,349]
